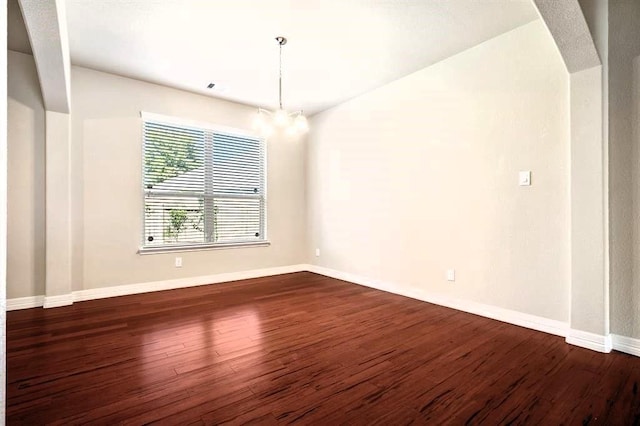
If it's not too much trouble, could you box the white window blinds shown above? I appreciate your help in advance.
[143,117,265,249]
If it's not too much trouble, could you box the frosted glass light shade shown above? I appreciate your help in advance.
[252,110,267,130]
[253,110,274,138]
[252,108,308,138]
[274,109,290,127]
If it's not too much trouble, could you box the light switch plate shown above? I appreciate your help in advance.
[446,269,455,282]
[519,170,531,186]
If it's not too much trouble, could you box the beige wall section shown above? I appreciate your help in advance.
[45,110,72,299]
[7,50,45,298]
[580,0,610,338]
[307,21,570,322]
[1,0,8,415]
[71,66,306,290]
[533,0,609,339]
[570,65,607,335]
[610,0,640,338]
[632,56,640,338]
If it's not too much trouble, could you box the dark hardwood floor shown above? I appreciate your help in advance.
[6,272,640,425]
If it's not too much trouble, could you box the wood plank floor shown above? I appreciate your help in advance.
[6,272,640,425]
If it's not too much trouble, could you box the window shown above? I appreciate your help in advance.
[141,113,266,252]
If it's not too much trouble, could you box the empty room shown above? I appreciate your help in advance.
[2,0,640,424]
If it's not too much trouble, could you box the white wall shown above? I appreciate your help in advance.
[69,67,307,290]
[7,50,45,298]
[307,20,570,322]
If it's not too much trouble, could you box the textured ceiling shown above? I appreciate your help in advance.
[533,0,600,73]
[12,0,539,115]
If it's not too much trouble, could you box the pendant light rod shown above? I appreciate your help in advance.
[253,36,308,137]
[276,36,287,110]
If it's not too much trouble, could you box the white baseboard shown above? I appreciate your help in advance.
[43,294,74,309]
[73,264,308,302]
[566,329,613,353]
[6,295,44,311]
[7,264,308,310]
[612,334,640,357]
[307,264,569,338]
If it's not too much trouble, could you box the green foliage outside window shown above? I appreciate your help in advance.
[163,209,188,242]
[144,131,201,187]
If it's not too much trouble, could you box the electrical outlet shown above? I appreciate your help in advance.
[519,170,531,186]
[315,248,320,257]
[175,257,182,268]
[446,269,455,282]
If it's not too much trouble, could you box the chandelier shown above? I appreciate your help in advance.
[253,36,308,137]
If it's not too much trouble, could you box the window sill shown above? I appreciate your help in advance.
[138,241,271,255]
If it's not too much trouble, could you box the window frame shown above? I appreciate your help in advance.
[138,111,269,255]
